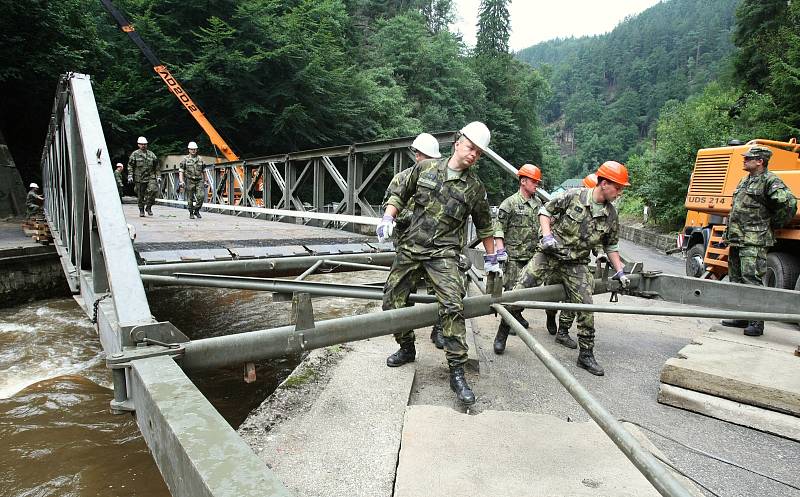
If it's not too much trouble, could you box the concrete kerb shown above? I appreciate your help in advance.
[619,222,677,253]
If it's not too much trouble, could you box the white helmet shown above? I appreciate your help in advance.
[115,162,124,169]
[30,182,39,189]
[187,141,198,149]
[459,121,490,151]
[411,133,441,159]
[137,136,148,144]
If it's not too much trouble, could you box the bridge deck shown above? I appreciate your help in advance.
[123,203,375,264]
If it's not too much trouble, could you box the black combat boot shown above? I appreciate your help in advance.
[194,209,202,219]
[430,324,445,349]
[145,206,153,216]
[511,309,528,330]
[449,366,476,405]
[743,321,764,336]
[546,311,557,335]
[721,319,748,328]
[555,328,577,349]
[139,207,145,217]
[493,321,509,355]
[386,343,416,367]
[189,211,195,219]
[577,348,605,376]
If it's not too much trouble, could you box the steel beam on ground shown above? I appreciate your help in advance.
[140,272,437,304]
[492,304,694,497]
[179,282,599,371]
[320,259,391,271]
[138,252,397,276]
[128,355,289,497]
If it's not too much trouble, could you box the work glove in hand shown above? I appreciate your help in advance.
[613,270,630,288]
[541,234,559,252]
[483,253,503,276]
[376,215,395,243]
[127,174,133,183]
[496,248,508,262]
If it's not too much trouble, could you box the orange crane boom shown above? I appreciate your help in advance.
[100,0,240,162]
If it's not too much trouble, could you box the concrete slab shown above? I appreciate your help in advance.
[239,336,415,497]
[660,324,800,416]
[659,384,800,441]
[395,406,665,497]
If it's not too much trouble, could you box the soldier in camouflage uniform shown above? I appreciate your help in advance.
[26,183,44,218]
[492,164,542,354]
[505,161,632,376]
[127,136,159,217]
[178,141,207,219]
[382,133,447,349]
[113,163,125,198]
[721,145,797,337]
[377,122,500,405]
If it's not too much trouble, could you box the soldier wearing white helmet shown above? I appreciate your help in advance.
[26,182,44,218]
[113,163,125,198]
[128,136,159,217]
[178,141,207,219]
[378,122,498,406]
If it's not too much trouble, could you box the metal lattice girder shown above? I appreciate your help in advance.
[128,355,290,497]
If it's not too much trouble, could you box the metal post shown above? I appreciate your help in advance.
[296,260,324,281]
[492,304,693,497]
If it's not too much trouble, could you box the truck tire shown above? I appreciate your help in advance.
[764,252,800,290]
[685,244,706,278]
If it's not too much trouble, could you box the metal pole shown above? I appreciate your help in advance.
[138,252,397,276]
[141,272,438,303]
[513,300,800,323]
[180,283,587,370]
[492,304,694,497]
[321,259,392,272]
[296,260,324,281]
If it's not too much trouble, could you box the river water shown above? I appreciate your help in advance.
[0,272,383,497]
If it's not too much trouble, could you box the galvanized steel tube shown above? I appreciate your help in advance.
[492,304,694,497]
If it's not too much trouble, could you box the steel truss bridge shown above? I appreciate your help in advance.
[39,73,800,497]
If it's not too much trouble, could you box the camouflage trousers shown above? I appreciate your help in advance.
[728,245,767,287]
[185,177,205,213]
[383,250,467,366]
[502,259,528,290]
[511,252,596,350]
[135,179,158,210]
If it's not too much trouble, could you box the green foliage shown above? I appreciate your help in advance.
[475,0,510,56]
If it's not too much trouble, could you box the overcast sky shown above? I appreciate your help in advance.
[452,0,663,51]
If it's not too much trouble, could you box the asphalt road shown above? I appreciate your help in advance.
[409,239,800,497]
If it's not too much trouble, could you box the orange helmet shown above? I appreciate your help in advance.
[582,173,598,188]
[517,164,542,182]
[596,161,630,186]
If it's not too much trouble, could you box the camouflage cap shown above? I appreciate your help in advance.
[742,145,772,160]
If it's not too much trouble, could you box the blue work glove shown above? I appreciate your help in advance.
[496,248,508,262]
[541,234,559,252]
[613,270,630,288]
[483,253,503,276]
[376,214,395,243]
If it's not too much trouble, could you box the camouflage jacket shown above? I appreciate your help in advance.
[383,168,415,241]
[26,189,43,208]
[540,188,619,264]
[179,155,206,181]
[494,191,541,261]
[385,157,494,258]
[113,169,123,187]
[128,149,159,182]
[726,170,797,247]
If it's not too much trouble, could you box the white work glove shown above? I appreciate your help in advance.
[613,270,630,288]
[541,234,559,252]
[483,253,503,276]
[127,174,133,183]
[376,214,395,243]
[496,248,508,263]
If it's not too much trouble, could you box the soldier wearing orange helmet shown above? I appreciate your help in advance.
[504,161,631,376]
[492,164,543,354]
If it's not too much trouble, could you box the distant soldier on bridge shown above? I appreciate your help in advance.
[504,161,632,376]
[378,122,500,405]
[26,183,44,218]
[128,136,158,217]
[721,145,797,337]
[178,141,207,220]
[113,163,125,198]
[492,163,543,355]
